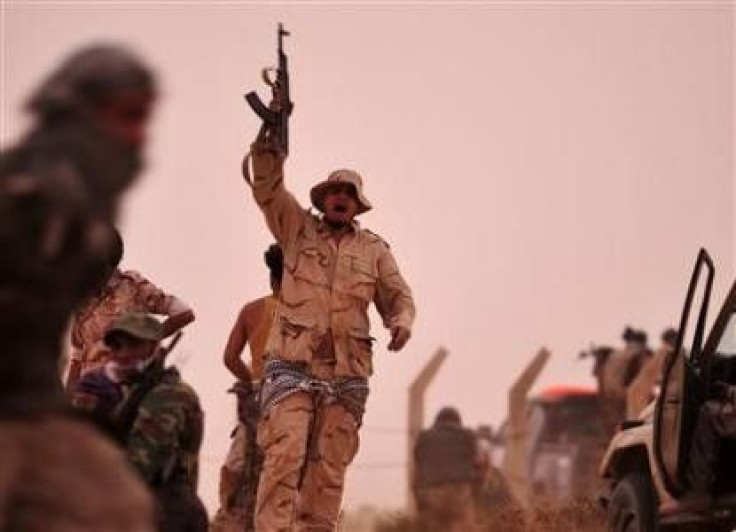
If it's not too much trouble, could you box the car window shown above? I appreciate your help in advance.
[714,311,736,359]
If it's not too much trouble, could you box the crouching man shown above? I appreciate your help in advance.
[73,312,207,531]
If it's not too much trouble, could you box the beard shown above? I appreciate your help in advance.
[24,116,143,220]
[323,215,349,229]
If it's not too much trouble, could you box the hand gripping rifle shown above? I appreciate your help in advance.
[245,23,293,154]
[112,331,184,445]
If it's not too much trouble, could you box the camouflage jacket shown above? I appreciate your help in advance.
[70,366,125,435]
[125,367,203,490]
[252,166,415,378]
[71,269,174,373]
[0,124,123,413]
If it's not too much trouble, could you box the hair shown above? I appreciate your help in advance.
[26,44,156,120]
[622,326,647,345]
[108,227,124,269]
[435,406,462,426]
[264,244,283,289]
[662,327,678,347]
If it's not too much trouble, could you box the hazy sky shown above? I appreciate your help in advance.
[3,1,733,513]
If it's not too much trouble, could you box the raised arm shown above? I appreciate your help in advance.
[132,273,195,338]
[248,140,304,244]
[159,297,195,338]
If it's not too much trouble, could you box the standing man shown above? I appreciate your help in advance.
[413,407,481,531]
[0,43,158,530]
[626,327,676,417]
[211,243,283,532]
[247,139,416,530]
[222,243,283,385]
[65,228,195,389]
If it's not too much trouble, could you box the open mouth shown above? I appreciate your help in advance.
[333,204,348,213]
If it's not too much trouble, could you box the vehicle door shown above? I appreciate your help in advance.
[654,249,714,496]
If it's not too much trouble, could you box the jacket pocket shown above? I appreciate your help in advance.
[347,257,377,303]
[347,329,375,377]
[278,314,317,360]
[292,247,329,286]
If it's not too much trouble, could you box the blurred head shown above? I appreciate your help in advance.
[92,89,155,150]
[25,45,158,217]
[27,43,157,150]
[310,169,372,228]
[661,327,678,349]
[476,424,494,441]
[622,326,648,349]
[264,244,283,291]
[622,326,636,344]
[434,406,462,427]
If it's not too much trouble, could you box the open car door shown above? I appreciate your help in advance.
[654,249,714,496]
[699,272,736,408]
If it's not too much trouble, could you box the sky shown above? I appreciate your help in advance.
[2,0,733,514]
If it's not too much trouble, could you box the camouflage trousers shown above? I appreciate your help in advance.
[415,483,479,532]
[211,423,261,532]
[254,392,359,531]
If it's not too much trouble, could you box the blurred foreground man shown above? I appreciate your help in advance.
[413,407,480,532]
[211,243,283,532]
[247,139,415,530]
[66,228,195,389]
[0,44,157,530]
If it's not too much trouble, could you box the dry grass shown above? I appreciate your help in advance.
[374,497,606,531]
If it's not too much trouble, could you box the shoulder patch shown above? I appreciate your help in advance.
[362,229,390,248]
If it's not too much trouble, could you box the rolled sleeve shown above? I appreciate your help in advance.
[251,162,305,244]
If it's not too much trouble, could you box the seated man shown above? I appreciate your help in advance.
[73,312,207,532]
[71,311,162,435]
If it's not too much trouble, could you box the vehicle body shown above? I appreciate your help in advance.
[527,386,612,505]
[501,348,615,507]
[600,249,736,531]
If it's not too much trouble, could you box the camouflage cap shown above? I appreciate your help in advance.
[103,312,163,346]
[310,169,372,215]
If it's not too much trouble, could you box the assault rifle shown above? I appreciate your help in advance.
[245,23,293,154]
[112,331,184,444]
